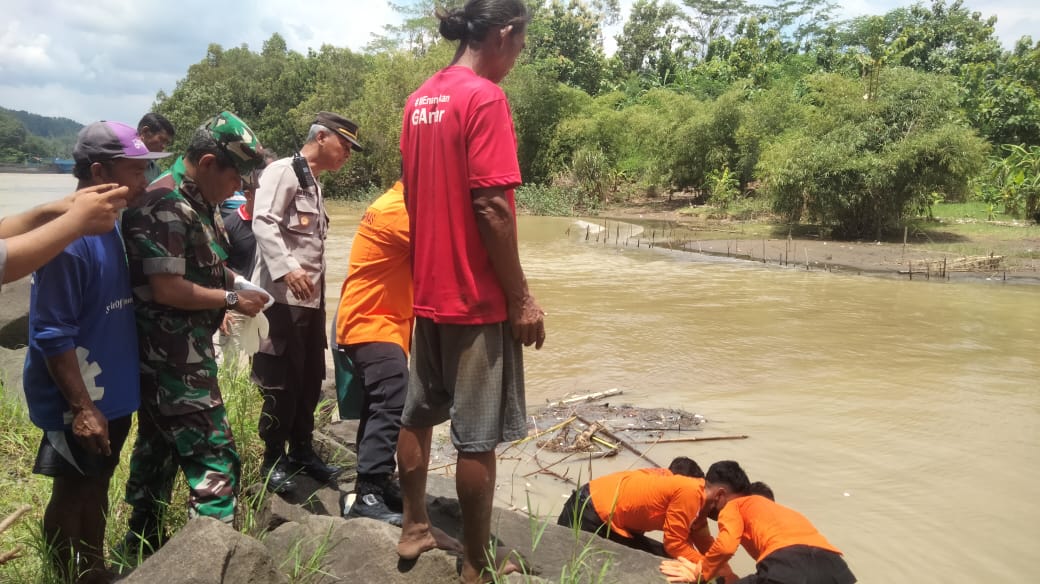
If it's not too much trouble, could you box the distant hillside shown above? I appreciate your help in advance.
[0,108,82,162]
[0,107,82,139]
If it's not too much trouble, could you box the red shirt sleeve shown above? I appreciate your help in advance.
[465,97,521,190]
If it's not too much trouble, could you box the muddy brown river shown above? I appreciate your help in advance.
[4,174,1039,582]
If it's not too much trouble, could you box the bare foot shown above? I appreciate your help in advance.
[460,547,525,584]
[398,524,463,560]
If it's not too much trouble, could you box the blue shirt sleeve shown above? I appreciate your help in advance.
[30,241,90,357]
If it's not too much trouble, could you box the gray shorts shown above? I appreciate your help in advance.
[402,317,527,453]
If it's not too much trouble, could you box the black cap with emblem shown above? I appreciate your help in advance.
[314,112,363,152]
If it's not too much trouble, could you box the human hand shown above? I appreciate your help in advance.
[284,269,315,301]
[232,289,269,317]
[71,405,111,456]
[66,183,130,236]
[659,557,701,584]
[508,294,546,350]
[220,312,232,335]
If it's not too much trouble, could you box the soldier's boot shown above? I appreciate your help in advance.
[260,445,296,494]
[112,508,167,569]
[287,442,342,483]
[345,474,402,526]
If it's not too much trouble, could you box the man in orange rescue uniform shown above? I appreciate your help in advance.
[660,460,856,584]
[336,180,412,525]
[558,457,734,580]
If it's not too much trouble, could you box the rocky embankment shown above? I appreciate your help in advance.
[1,281,671,583]
[122,471,667,584]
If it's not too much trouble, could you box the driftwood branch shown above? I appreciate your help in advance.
[507,415,577,450]
[573,421,602,451]
[0,505,30,536]
[575,415,661,468]
[0,505,31,566]
[547,388,622,407]
[639,435,749,444]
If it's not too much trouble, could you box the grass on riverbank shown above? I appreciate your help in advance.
[601,197,1040,266]
[0,358,267,583]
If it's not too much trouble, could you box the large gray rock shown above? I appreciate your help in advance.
[264,514,461,584]
[0,278,30,350]
[123,517,286,584]
[251,490,313,533]
[424,475,666,584]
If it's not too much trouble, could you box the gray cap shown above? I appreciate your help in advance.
[73,121,174,164]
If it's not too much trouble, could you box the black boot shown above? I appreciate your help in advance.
[287,443,342,483]
[346,475,402,526]
[379,474,403,513]
[261,446,297,494]
[112,508,167,568]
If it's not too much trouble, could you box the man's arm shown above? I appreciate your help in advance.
[149,273,267,316]
[663,499,707,563]
[699,506,744,581]
[2,185,129,283]
[472,187,545,349]
[45,350,110,456]
[0,198,67,239]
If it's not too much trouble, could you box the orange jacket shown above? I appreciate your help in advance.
[700,495,843,581]
[336,182,413,352]
[588,468,714,563]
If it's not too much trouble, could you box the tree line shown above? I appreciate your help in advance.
[0,108,81,164]
[152,0,1040,238]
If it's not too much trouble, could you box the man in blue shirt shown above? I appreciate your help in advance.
[22,120,170,583]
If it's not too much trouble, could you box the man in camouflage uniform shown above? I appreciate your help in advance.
[120,112,268,555]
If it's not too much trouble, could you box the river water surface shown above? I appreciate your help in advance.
[3,173,1039,582]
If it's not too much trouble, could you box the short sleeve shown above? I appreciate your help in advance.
[30,243,89,357]
[124,197,189,276]
[466,96,521,190]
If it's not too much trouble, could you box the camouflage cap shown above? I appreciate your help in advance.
[201,111,264,176]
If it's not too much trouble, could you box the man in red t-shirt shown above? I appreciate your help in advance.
[394,2,545,582]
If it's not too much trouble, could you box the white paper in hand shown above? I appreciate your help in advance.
[233,275,275,309]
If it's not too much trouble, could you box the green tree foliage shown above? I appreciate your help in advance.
[0,109,79,162]
[758,68,988,238]
[524,0,609,95]
[613,0,688,81]
[140,0,1039,225]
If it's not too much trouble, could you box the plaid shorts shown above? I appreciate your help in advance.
[401,317,527,453]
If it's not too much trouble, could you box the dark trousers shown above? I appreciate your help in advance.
[735,545,857,584]
[251,303,326,449]
[345,341,408,477]
[557,484,666,556]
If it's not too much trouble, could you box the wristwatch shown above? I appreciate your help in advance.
[224,290,239,308]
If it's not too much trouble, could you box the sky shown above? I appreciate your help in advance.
[0,0,1035,125]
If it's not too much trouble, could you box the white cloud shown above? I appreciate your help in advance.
[0,0,401,124]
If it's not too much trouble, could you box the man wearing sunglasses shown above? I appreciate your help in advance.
[250,112,362,492]
[119,112,269,557]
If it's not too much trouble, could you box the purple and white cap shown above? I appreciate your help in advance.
[73,120,173,165]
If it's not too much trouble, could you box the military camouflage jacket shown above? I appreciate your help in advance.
[122,157,231,415]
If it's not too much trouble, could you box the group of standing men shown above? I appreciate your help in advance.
[11,108,371,582]
[10,1,547,576]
